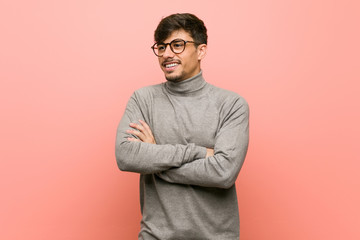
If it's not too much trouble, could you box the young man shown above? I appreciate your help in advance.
[116,13,249,240]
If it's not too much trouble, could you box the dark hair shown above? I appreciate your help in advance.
[154,13,207,46]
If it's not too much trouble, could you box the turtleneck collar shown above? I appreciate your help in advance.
[164,71,207,96]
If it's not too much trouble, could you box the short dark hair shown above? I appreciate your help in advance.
[154,13,207,46]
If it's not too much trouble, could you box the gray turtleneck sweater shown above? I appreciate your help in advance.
[115,71,249,240]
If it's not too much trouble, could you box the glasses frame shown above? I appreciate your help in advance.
[151,39,196,57]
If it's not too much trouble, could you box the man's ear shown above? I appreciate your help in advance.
[197,44,207,60]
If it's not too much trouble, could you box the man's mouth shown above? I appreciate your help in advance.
[165,63,179,68]
[163,61,180,70]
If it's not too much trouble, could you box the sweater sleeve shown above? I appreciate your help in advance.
[156,98,249,189]
[115,93,207,174]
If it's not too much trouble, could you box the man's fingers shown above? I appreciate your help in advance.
[126,129,145,140]
[128,120,156,144]
[129,122,145,132]
[139,120,155,139]
[139,120,152,134]
[127,137,141,142]
[130,120,154,137]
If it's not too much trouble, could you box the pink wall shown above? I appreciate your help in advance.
[1,0,359,239]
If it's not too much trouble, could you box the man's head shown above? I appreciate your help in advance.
[152,13,208,82]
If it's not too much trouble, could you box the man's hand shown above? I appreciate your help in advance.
[127,120,156,144]
[206,148,214,158]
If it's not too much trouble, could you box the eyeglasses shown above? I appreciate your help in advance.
[151,39,196,57]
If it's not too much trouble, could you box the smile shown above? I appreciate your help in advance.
[165,63,179,68]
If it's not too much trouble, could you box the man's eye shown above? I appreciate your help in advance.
[158,45,166,51]
[173,43,184,49]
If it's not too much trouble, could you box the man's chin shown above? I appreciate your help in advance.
[165,73,184,83]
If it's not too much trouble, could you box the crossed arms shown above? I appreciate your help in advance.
[126,120,214,158]
[115,93,249,189]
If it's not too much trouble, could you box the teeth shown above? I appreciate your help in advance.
[165,63,178,68]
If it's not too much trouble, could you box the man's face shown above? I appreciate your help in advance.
[157,29,206,82]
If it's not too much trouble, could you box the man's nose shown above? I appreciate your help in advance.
[162,44,175,58]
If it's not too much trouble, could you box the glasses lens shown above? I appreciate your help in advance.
[171,40,185,53]
[154,43,166,56]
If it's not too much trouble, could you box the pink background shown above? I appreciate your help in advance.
[1,0,359,239]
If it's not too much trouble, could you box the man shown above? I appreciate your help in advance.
[116,13,249,240]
